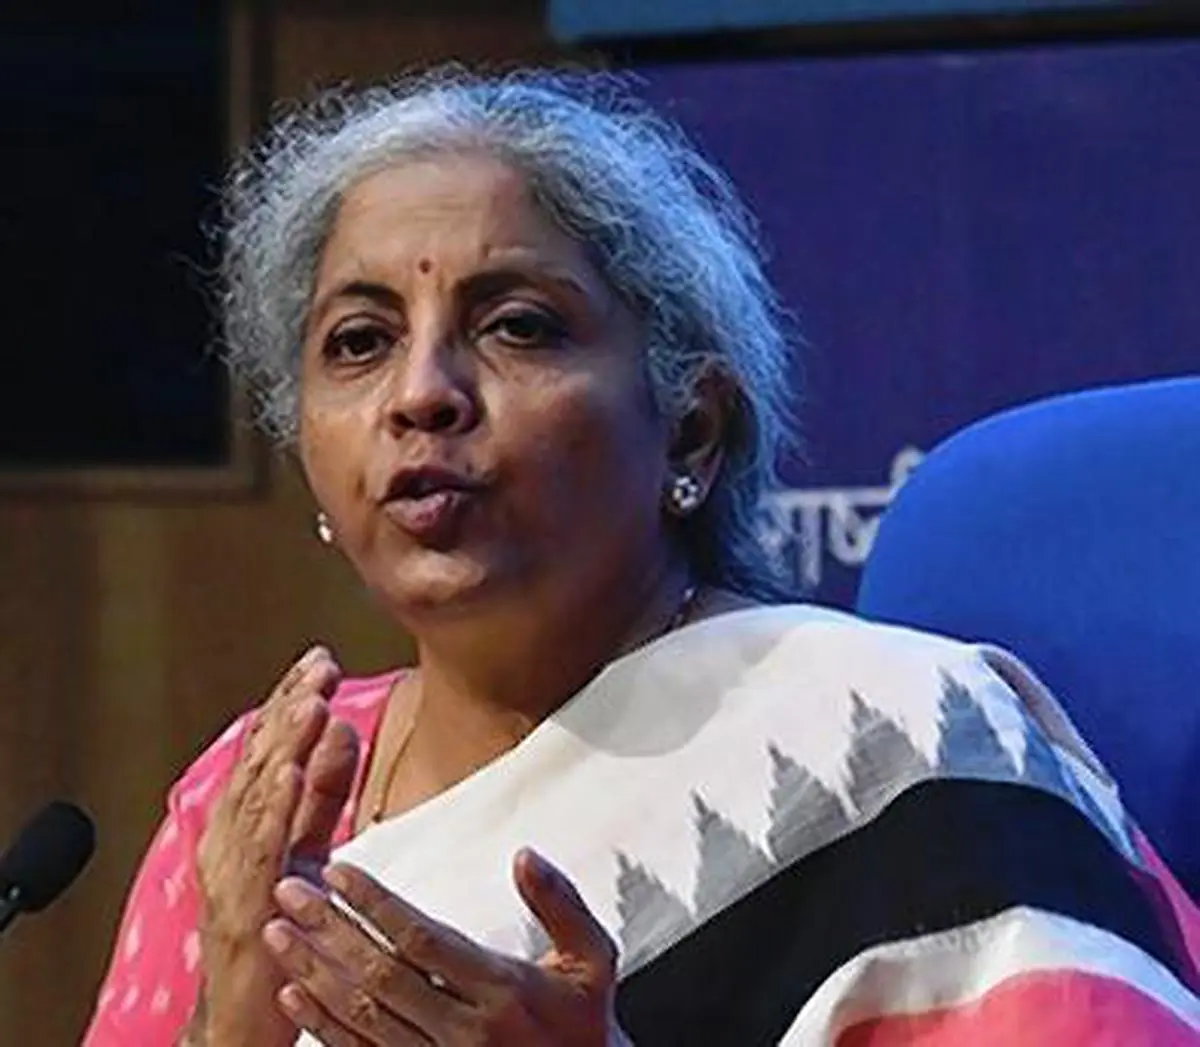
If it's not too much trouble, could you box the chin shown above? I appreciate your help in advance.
[373,548,495,618]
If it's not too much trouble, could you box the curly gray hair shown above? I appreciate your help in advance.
[219,67,803,601]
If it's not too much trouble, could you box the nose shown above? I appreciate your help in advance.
[383,328,479,436]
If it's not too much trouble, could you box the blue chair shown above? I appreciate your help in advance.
[856,377,1200,898]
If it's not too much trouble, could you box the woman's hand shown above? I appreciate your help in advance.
[263,851,632,1046]
[195,646,359,1047]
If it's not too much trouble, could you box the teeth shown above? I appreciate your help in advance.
[410,480,445,498]
[392,474,465,499]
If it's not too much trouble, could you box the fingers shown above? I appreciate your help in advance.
[289,718,361,864]
[247,647,342,769]
[276,980,431,1047]
[514,849,618,983]
[198,646,342,924]
[321,864,503,992]
[268,868,620,1047]
[252,763,305,885]
[224,647,342,816]
[199,761,304,938]
[193,645,350,1036]
[266,877,462,1041]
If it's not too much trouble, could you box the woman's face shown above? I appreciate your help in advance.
[298,153,674,618]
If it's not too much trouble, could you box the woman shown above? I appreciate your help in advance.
[84,69,1199,1046]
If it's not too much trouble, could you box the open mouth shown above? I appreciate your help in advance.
[381,467,482,540]
[385,466,479,500]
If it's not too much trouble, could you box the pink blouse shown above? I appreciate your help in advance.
[81,672,398,1046]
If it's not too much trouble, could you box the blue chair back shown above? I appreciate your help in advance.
[857,377,1200,897]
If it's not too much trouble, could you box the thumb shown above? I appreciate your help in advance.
[514,848,618,980]
[288,718,360,871]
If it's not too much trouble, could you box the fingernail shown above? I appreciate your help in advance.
[300,645,328,667]
[524,848,554,885]
[277,983,306,1015]
[306,650,340,679]
[275,876,316,911]
[263,919,291,953]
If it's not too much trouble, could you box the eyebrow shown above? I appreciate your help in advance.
[310,280,405,328]
[460,265,591,304]
[309,263,595,329]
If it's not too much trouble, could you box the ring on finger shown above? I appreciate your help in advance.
[327,890,453,994]
[328,889,399,958]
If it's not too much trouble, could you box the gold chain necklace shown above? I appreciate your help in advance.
[366,581,702,826]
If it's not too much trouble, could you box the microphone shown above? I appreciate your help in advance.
[0,801,96,937]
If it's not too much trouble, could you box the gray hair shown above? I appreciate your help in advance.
[219,67,803,602]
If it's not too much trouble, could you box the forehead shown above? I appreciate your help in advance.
[319,153,580,276]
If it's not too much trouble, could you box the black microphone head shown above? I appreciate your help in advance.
[0,801,95,913]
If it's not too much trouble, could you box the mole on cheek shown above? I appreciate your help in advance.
[417,258,433,274]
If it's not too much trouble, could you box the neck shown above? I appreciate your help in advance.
[402,555,695,774]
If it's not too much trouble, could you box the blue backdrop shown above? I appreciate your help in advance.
[551,0,1132,42]
[633,37,1200,607]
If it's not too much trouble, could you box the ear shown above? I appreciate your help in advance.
[666,373,731,504]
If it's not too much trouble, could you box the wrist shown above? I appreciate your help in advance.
[190,964,291,1047]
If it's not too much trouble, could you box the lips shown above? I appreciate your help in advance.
[384,466,480,501]
[380,466,483,542]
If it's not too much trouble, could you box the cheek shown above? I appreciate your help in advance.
[505,377,665,518]
[298,399,371,511]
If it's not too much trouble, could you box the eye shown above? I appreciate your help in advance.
[481,308,568,349]
[322,322,394,365]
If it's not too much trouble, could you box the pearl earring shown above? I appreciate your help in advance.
[668,474,704,516]
[315,511,335,545]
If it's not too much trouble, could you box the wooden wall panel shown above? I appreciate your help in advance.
[274,2,556,96]
[0,2,556,1042]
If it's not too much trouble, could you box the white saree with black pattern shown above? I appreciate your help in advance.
[300,605,1200,1045]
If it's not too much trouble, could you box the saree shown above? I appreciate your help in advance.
[298,605,1200,1045]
